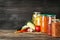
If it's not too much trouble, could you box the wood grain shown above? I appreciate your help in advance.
[0,30,60,40]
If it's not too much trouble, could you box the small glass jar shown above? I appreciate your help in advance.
[51,14,56,22]
[52,19,60,37]
[32,12,40,25]
[32,12,42,32]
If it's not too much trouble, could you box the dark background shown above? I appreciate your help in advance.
[0,0,60,30]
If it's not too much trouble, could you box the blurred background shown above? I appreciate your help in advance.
[0,0,60,30]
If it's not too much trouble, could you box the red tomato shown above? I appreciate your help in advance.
[35,26,40,32]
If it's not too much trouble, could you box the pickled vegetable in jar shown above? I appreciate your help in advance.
[35,14,42,26]
[32,12,42,32]
[47,14,52,36]
[32,12,40,25]
[41,14,48,33]
[47,13,56,36]
[35,14,42,32]
[52,19,60,37]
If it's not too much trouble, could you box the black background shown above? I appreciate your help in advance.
[0,0,60,30]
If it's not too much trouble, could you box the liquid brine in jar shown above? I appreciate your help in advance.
[32,12,40,25]
[35,14,42,26]
[32,12,42,32]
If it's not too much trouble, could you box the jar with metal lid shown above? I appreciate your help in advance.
[52,14,56,19]
[32,12,41,25]
[51,14,56,22]
[32,12,42,32]
[47,14,52,36]
[41,14,48,33]
[52,19,60,37]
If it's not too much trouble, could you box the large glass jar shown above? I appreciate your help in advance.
[47,14,52,36]
[41,14,48,33]
[46,13,56,35]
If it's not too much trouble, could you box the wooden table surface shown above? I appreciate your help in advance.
[0,30,60,40]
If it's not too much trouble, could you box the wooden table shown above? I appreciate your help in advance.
[0,30,60,40]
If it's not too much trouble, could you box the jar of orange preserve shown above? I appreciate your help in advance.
[52,19,60,37]
[41,14,48,33]
[47,14,52,36]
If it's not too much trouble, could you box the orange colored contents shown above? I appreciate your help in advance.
[47,24,52,36]
[41,16,48,33]
[47,16,52,36]
[52,22,60,37]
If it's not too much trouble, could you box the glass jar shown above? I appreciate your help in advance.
[52,19,60,37]
[47,13,56,36]
[32,12,40,25]
[47,14,52,36]
[51,14,56,22]
[41,14,48,33]
[32,12,42,32]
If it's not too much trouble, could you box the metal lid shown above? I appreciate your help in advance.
[41,14,48,16]
[34,12,41,14]
[52,19,60,22]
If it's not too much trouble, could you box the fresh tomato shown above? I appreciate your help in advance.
[35,26,40,32]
